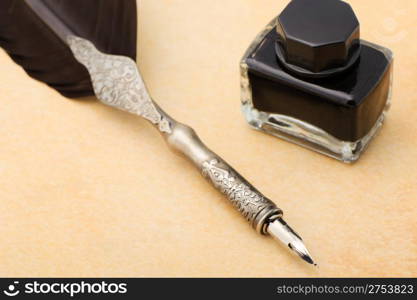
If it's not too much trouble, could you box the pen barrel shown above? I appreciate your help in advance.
[65,35,284,235]
[163,121,282,234]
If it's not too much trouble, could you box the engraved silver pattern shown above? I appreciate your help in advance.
[67,36,171,133]
[67,35,281,233]
[64,33,313,261]
[202,159,274,222]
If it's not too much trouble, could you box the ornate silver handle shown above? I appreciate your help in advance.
[67,36,282,234]
[67,36,315,264]
[160,115,282,233]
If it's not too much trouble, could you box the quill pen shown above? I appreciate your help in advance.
[0,0,315,265]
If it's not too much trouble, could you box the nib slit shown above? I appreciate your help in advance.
[267,217,316,265]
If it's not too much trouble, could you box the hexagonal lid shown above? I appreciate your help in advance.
[276,0,360,77]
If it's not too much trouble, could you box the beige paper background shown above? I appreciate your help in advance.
[0,0,416,277]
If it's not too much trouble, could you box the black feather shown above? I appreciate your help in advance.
[0,0,137,98]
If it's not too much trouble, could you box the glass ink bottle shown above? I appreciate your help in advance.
[240,0,393,162]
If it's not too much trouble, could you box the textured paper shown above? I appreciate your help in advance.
[0,0,416,277]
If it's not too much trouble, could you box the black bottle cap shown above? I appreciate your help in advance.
[275,0,361,78]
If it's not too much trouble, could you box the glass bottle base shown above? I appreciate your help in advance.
[242,102,390,163]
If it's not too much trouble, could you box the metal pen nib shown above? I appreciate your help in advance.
[267,218,316,266]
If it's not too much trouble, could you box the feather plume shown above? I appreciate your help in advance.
[0,0,137,97]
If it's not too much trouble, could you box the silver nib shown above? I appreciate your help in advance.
[267,218,316,266]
